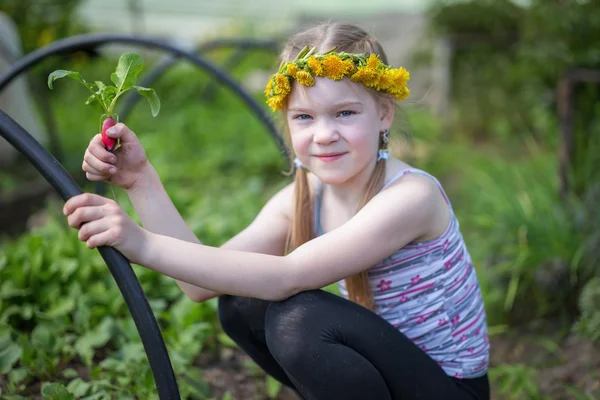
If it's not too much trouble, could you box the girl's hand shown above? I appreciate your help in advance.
[63,193,149,263]
[83,123,149,190]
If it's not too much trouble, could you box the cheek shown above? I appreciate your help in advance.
[347,125,379,154]
[289,129,311,156]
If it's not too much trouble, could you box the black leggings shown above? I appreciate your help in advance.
[218,289,489,400]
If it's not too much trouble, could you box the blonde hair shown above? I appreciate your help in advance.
[281,22,394,311]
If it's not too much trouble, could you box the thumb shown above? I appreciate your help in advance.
[105,122,138,143]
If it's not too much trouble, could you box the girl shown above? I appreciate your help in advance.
[64,22,490,400]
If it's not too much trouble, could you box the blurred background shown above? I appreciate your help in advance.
[0,0,598,399]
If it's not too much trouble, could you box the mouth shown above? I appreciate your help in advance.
[314,152,347,162]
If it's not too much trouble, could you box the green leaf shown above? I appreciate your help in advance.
[81,390,111,400]
[1,305,22,322]
[221,391,232,400]
[84,93,106,114]
[41,382,75,400]
[74,317,115,365]
[266,375,282,398]
[9,367,28,385]
[110,53,143,92]
[0,281,31,299]
[48,70,95,92]
[45,297,75,318]
[62,368,79,378]
[217,332,237,348]
[66,378,92,397]
[134,86,160,117]
[0,341,21,374]
[31,324,55,352]
[98,85,118,108]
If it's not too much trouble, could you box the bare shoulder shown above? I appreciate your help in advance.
[263,181,295,221]
[377,160,450,242]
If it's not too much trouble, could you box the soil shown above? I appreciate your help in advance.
[488,330,600,399]
[200,332,600,400]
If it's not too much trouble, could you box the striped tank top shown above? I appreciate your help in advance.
[313,168,490,379]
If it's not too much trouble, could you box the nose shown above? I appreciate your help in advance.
[313,120,340,145]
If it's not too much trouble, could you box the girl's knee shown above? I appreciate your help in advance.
[217,295,239,332]
[218,295,270,334]
[265,290,324,352]
[269,289,324,313]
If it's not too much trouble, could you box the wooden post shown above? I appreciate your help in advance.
[556,68,600,197]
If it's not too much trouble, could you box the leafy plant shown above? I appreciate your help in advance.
[488,363,549,400]
[573,277,600,342]
[1,51,288,397]
[48,52,160,150]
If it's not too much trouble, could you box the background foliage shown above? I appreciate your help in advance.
[0,0,599,398]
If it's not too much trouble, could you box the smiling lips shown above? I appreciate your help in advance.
[315,152,346,162]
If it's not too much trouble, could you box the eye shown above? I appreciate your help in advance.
[337,110,356,117]
[293,114,312,120]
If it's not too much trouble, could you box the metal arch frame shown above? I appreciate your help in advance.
[0,109,180,399]
[0,33,288,161]
[0,35,283,399]
[119,38,280,120]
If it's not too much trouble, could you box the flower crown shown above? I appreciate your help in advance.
[264,45,410,111]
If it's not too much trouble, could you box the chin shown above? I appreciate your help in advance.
[312,169,354,185]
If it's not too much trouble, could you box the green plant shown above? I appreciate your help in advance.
[489,363,549,400]
[573,277,600,342]
[48,52,160,150]
[1,51,289,397]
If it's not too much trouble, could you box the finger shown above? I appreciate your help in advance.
[89,134,118,164]
[85,171,110,182]
[105,123,138,144]
[67,204,109,229]
[82,162,110,178]
[78,217,110,242]
[83,149,116,176]
[64,193,112,216]
[85,227,119,249]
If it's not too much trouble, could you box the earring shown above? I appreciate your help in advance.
[294,157,305,169]
[377,149,389,161]
[381,129,389,144]
[378,129,390,162]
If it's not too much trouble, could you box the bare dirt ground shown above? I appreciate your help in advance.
[201,332,600,400]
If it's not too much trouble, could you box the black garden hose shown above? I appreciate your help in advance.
[118,38,280,120]
[0,33,287,161]
[0,108,180,399]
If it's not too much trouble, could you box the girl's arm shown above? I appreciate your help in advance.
[136,174,442,301]
[125,163,293,302]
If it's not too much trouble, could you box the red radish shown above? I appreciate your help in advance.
[101,117,117,151]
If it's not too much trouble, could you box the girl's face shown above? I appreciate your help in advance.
[286,77,393,185]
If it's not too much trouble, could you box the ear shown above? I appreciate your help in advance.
[378,97,395,131]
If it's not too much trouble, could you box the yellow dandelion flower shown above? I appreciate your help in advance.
[366,54,380,70]
[274,73,291,95]
[398,87,410,100]
[388,68,410,88]
[286,63,299,78]
[390,86,410,101]
[321,55,354,80]
[307,57,324,76]
[267,95,286,111]
[264,77,274,97]
[351,67,374,83]
[296,70,315,86]
[377,70,394,91]
[351,67,380,88]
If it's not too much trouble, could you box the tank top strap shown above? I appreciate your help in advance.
[313,168,452,237]
[312,178,325,237]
